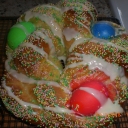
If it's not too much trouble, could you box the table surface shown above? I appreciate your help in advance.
[0,0,112,17]
[0,17,128,128]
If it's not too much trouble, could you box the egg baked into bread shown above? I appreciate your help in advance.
[0,0,128,127]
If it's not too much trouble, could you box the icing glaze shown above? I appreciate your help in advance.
[23,11,64,46]
[58,56,66,63]
[69,37,90,52]
[66,53,127,83]
[63,27,90,52]
[2,80,42,109]
[63,27,80,41]
[32,28,55,54]
[12,24,30,36]
[95,98,124,116]
[45,106,74,114]
[79,87,107,105]
[20,42,48,57]
[76,20,91,33]
[39,4,61,12]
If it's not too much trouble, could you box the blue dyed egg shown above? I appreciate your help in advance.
[91,21,115,39]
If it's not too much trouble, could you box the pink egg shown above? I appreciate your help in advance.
[70,81,108,116]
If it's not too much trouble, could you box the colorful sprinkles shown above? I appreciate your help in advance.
[0,0,128,128]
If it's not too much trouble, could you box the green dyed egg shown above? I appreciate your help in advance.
[7,22,35,50]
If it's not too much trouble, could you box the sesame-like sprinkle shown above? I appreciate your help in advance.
[34,84,57,107]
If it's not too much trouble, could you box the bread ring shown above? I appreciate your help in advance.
[0,0,128,128]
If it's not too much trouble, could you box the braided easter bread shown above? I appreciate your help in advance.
[0,0,128,128]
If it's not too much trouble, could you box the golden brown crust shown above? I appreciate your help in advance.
[0,1,128,128]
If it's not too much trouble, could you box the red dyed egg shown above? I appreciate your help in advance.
[81,81,108,97]
[70,81,108,116]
